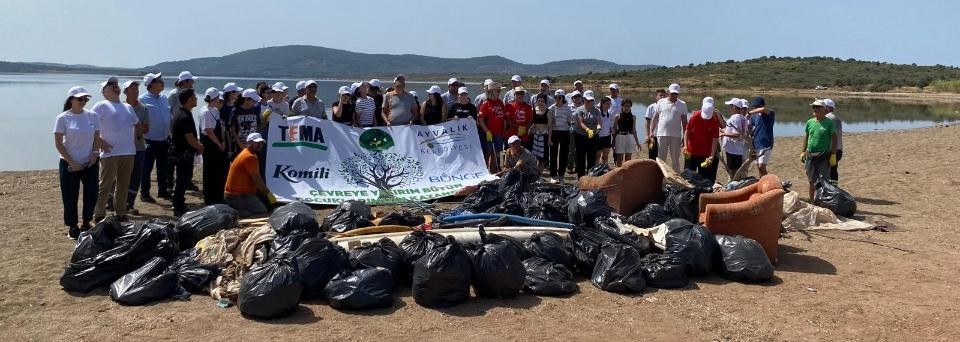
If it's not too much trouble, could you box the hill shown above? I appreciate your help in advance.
[559,56,960,93]
[144,45,655,78]
[0,61,134,75]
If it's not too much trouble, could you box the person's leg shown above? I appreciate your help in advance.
[166,139,177,195]
[648,137,659,160]
[141,142,157,198]
[704,154,719,183]
[685,155,703,172]
[830,149,843,184]
[173,153,194,215]
[112,156,134,217]
[95,157,119,219]
[656,136,670,163]
[726,152,743,176]
[586,137,597,172]
[225,193,268,218]
[80,162,99,227]
[667,137,682,172]
[574,134,587,178]
[556,133,569,179]
[756,148,771,176]
[127,151,145,209]
[59,160,80,229]
[202,149,214,205]
[567,133,577,174]
[548,132,560,177]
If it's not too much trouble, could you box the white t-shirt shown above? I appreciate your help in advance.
[199,106,219,132]
[598,107,616,136]
[653,98,687,138]
[645,103,657,119]
[608,96,623,117]
[722,113,748,155]
[267,100,290,117]
[825,112,843,150]
[53,110,99,164]
[92,100,138,158]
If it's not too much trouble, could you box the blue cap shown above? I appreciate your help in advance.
[750,96,766,107]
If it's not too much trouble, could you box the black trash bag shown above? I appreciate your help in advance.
[398,230,448,269]
[715,235,774,283]
[627,203,673,228]
[471,227,526,298]
[412,236,473,308]
[591,242,646,293]
[524,232,575,268]
[269,202,320,236]
[378,212,425,226]
[522,192,569,222]
[269,229,314,259]
[640,253,690,289]
[292,237,349,299]
[61,220,179,293]
[324,267,395,311]
[175,204,239,248]
[664,220,719,277]
[71,219,125,262]
[814,178,857,217]
[586,163,612,177]
[455,183,503,214]
[522,257,578,296]
[567,190,615,227]
[321,200,374,233]
[109,256,186,305]
[485,198,525,216]
[499,168,528,202]
[238,257,303,319]
[167,248,219,293]
[681,169,715,189]
[595,216,653,255]
[726,176,759,191]
[350,238,406,281]
[568,226,616,275]
[663,185,706,223]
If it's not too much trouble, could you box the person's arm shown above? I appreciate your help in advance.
[419,102,428,125]
[801,123,809,162]
[246,160,270,195]
[441,102,449,122]
[648,109,659,140]
[53,133,82,170]
[546,108,554,145]
[409,101,419,125]
[352,102,361,127]
[612,114,621,136]
[381,93,392,125]
[332,101,343,120]
[632,118,641,147]
[186,132,204,154]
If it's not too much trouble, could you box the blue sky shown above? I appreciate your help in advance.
[1,0,957,68]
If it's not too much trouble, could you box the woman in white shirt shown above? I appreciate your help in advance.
[200,88,228,205]
[353,82,377,127]
[54,86,103,239]
[547,90,573,182]
[596,97,615,165]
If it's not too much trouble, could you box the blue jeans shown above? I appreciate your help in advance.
[59,159,99,228]
[126,151,145,208]
[142,139,169,197]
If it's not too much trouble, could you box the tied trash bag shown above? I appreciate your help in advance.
[399,230,448,269]
[109,256,186,305]
[640,253,689,289]
[349,238,406,281]
[485,198,525,216]
[499,168,528,201]
[321,200,374,233]
[269,202,320,236]
[324,267,395,311]
[664,219,719,277]
[522,192,569,222]
[568,226,616,275]
[814,178,857,217]
[586,163,612,177]
[663,185,706,223]
[269,229,313,259]
[378,212,425,226]
[175,204,239,248]
[71,219,125,262]
[455,183,503,214]
[293,237,348,298]
[412,236,473,308]
[591,242,646,293]
[523,232,575,269]
[522,257,578,296]
[595,216,652,255]
[238,257,303,319]
[167,248,219,293]
[715,235,774,283]
[471,227,526,298]
[567,190,615,227]
[627,203,673,228]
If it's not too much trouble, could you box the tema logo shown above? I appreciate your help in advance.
[358,129,395,152]
[273,124,328,150]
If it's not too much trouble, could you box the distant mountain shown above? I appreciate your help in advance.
[143,45,656,78]
[0,61,134,75]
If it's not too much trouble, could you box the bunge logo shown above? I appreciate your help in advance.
[274,124,328,150]
[273,164,330,183]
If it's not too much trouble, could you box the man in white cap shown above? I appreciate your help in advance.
[532,79,555,107]
[644,88,667,160]
[290,81,307,107]
[474,79,495,107]
[137,73,171,201]
[648,83,688,171]
[501,135,541,183]
[224,132,275,217]
[801,99,837,200]
[92,77,139,221]
[502,75,529,104]
[607,83,623,115]
[291,80,326,119]
[122,80,149,215]
[231,89,263,151]
[823,99,843,184]
[167,71,198,114]
[720,97,749,175]
[683,97,722,182]
[441,78,462,111]
[566,80,586,103]
[267,82,291,118]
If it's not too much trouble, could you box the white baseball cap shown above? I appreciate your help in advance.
[271,82,288,92]
[703,96,715,105]
[483,79,494,86]
[583,90,595,98]
[394,74,407,82]
[447,78,459,86]
[295,81,306,91]
[570,90,582,97]
[246,132,265,143]
[338,86,351,95]
[554,89,565,97]
[823,99,836,108]
[584,93,596,101]
[724,97,741,106]
[427,85,442,94]
[511,75,522,82]
[810,99,826,107]
[122,80,139,90]
[223,82,241,93]
[204,87,222,100]
[507,135,521,144]
[609,83,619,90]
[100,76,119,91]
[457,86,469,95]
[540,79,550,86]
[573,80,583,86]
[350,82,361,94]
[738,98,749,109]
[142,73,162,86]
[67,86,91,98]
[409,90,417,97]
[305,80,318,88]
[178,71,198,82]
[668,83,681,94]
[369,79,382,87]
[241,88,261,102]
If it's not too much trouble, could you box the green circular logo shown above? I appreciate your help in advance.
[358,129,395,152]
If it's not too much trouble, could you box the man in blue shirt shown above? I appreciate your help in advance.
[137,73,172,202]
[747,97,775,176]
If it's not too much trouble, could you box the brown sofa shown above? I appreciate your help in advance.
[698,175,785,263]
[578,159,664,216]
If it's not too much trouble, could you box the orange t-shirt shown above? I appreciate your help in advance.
[225,148,260,195]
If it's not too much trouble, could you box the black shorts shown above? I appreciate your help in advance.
[597,135,612,149]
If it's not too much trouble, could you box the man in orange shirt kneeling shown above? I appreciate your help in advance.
[224,133,276,217]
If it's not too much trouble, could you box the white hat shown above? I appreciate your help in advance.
[554,89,565,97]
[100,76,119,91]
[609,83,619,90]
[823,99,836,108]
[204,87,222,100]
[241,88,261,102]
[427,85,442,94]
[142,73,162,86]
[668,83,681,94]
[540,79,550,85]
[507,135,521,144]
[409,90,417,97]
[271,82,288,92]
[177,71,198,82]
[246,132,265,143]
[122,80,139,90]
[295,81,306,91]
[369,79,382,87]
[701,104,715,119]
[584,93,596,101]
[810,99,826,107]
[583,90,595,98]
[447,78,459,86]
[513,86,526,93]
[457,86,469,95]
[703,96,714,105]
[573,80,583,85]
[511,75,522,82]
[338,86,351,95]
[305,80,318,88]
[350,82,361,94]
[738,98,749,109]
[394,74,407,82]
[483,79,494,86]
[570,90,582,97]
[223,82,241,93]
[67,86,91,98]
[723,97,740,106]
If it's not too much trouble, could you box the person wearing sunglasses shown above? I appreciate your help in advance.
[92,77,139,222]
[54,86,102,238]
[292,80,326,119]
[573,93,601,178]
[354,81,377,127]
[137,73,171,202]
[547,89,572,183]
[332,86,356,126]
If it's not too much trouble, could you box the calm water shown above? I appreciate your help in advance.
[3,73,958,171]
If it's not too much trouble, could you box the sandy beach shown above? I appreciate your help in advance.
[1,124,959,341]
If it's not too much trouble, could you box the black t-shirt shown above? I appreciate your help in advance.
[331,100,355,124]
[230,105,261,140]
[372,93,384,125]
[450,103,478,120]
[422,101,443,125]
[172,107,198,154]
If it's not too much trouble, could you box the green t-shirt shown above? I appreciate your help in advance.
[805,117,835,154]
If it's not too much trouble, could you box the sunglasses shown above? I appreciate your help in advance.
[74,97,89,102]
[812,105,823,109]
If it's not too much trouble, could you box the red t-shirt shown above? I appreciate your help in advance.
[685,111,722,157]
[478,98,508,137]
[506,101,533,141]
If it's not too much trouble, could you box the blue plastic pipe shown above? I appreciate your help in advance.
[439,213,575,229]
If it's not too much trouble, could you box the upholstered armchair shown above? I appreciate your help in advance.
[698,175,785,262]
[578,159,664,216]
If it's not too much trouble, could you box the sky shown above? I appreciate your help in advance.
[1,0,958,68]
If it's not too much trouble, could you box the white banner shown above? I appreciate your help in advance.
[264,115,497,205]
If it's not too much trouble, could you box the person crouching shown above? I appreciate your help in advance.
[224,133,276,217]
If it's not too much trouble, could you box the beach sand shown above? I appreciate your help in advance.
[1,124,958,341]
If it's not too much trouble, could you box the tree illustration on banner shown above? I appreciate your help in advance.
[338,152,424,198]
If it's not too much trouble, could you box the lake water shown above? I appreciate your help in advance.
[3,73,958,171]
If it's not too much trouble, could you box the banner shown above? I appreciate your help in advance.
[264,115,497,205]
